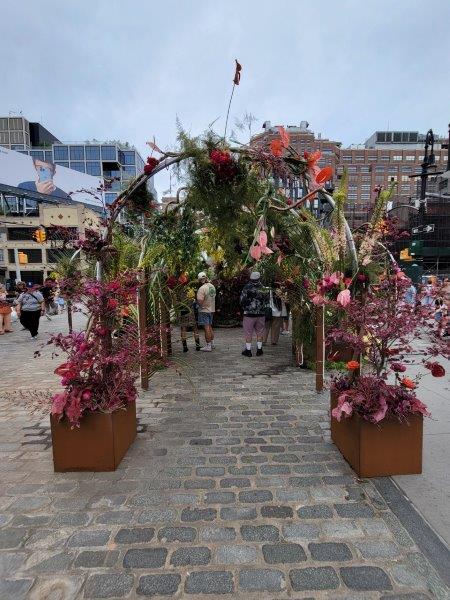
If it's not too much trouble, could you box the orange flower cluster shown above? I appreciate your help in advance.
[346,361,360,371]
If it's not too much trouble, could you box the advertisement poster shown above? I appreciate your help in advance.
[0,146,104,208]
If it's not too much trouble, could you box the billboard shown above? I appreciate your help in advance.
[0,146,104,208]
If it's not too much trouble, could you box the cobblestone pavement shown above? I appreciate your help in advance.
[0,315,449,599]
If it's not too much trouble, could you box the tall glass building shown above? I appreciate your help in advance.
[0,116,156,204]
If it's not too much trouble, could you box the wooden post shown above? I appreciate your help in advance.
[315,305,325,392]
[138,272,149,390]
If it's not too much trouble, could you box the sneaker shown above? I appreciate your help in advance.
[195,344,201,351]
[211,341,216,350]
[242,349,252,357]
[256,348,263,356]
[200,346,212,352]
[31,335,38,340]
[281,330,290,336]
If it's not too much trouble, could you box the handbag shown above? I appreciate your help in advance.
[0,304,11,315]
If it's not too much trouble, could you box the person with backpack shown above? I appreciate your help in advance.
[15,286,45,339]
[240,271,269,357]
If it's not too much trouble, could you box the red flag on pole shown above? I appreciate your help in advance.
[233,59,242,85]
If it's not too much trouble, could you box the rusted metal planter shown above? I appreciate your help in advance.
[330,391,423,477]
[50,401,137,472]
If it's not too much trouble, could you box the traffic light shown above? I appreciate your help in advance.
[33,229,46,243]
[399,248,412,261]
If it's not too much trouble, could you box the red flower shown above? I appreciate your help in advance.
[107,298,119,310]
[210,149,232,165]
[315,166,333,184]
[391,362,406,373]
[270,139,283,157]
[425,362,445,377]
[166,275,178,289]
[400,377,416,390]
[144,157,159,174]
[178,273,189,285]
[346,360,360,371]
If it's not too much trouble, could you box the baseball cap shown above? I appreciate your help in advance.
[250,271,261,280]
[198,272,207,280]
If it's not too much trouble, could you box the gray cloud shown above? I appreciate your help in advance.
[2,0,449,195]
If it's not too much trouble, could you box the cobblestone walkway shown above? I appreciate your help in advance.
[0,316,448,599]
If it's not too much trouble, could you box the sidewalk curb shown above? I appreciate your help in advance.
[373,476,450,587]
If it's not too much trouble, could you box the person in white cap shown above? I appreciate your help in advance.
[196,272,216,351]
[240,271,269,357]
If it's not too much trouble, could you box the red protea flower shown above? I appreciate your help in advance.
[346,361,360,371]
[144,157,159,174]
[425,362,445,377]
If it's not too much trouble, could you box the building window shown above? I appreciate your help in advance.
[401,175,410,182]
[101,146,116,160]
[367,156,378,161]
[11,144,25,151]
[341,155,352,162]
[44,151,53,162]
[393,155,402,161]
[123,150,136,165]
[361,194,370,200]
[375,166,385,172]
[30,150,44,160]
[355,156,365,161]
[388,166,398,173]
[105,192,117,205]
[401,166,412,172]
[122,165,136,179]
[405,155,416,161]
[360,166,370,173]
[55,161,69,168]
[85,146,100,160]
[70,162,86,173]
[70,146,84,160]
[380,156,390,161]
[8,248,42,264]
[7,227,36,241]
[54,146,69,161]
[86,161,101,176]
[348,166,357,173]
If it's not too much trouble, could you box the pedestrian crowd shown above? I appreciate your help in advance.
[0,277,65,339]
[178,270,290,356]
[404,276,450,338]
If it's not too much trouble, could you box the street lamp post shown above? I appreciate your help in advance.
[420,129,435,202]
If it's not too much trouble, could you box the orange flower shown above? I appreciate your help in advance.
[346,361,360,370]
[277,126,290,148]
[270,139,283,157]
[304,150,321,166]
[315,166,333,184]
[400,377,416,390]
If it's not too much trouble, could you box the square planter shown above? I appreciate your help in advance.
[330,391,423,477]
[50,401,136,472]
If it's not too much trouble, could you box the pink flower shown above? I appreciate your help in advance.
[249,230,273,261]
[332,395,353,421]
[311,293,325,306]
[391,362,407,373]
[51,391,68,416]
[337,289,351,307]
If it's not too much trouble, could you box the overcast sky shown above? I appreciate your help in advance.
[2,0,449,196]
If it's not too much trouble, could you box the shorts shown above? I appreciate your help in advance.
[198,312,214,326]
[243,315,265,337]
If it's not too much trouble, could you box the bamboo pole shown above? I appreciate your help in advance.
[138,271,149,390]
[315,305,325,392]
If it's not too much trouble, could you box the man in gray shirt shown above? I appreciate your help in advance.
[15,286,45,339]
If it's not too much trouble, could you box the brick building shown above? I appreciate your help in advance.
[251,122,448,229]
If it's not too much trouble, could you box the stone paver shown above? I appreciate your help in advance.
[0,319,448,598]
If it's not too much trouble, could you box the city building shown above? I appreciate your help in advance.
[0,115,156,206]
[0,200,99,285]
[251,121,450,277]
[0,115,156,285]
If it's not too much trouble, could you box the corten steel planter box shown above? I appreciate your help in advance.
[50,401,136,472]
[330,391,423,478]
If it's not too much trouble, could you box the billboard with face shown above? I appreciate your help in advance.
[0,146,104,208]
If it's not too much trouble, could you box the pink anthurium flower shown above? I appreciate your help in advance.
[249,229,273,261]
[337,289,351,307]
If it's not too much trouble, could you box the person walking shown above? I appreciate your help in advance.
[240,271,268,357]
[264,284,285,346]
[0,284,13,334]
[196,272,216,352]
[15,286,45,339]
